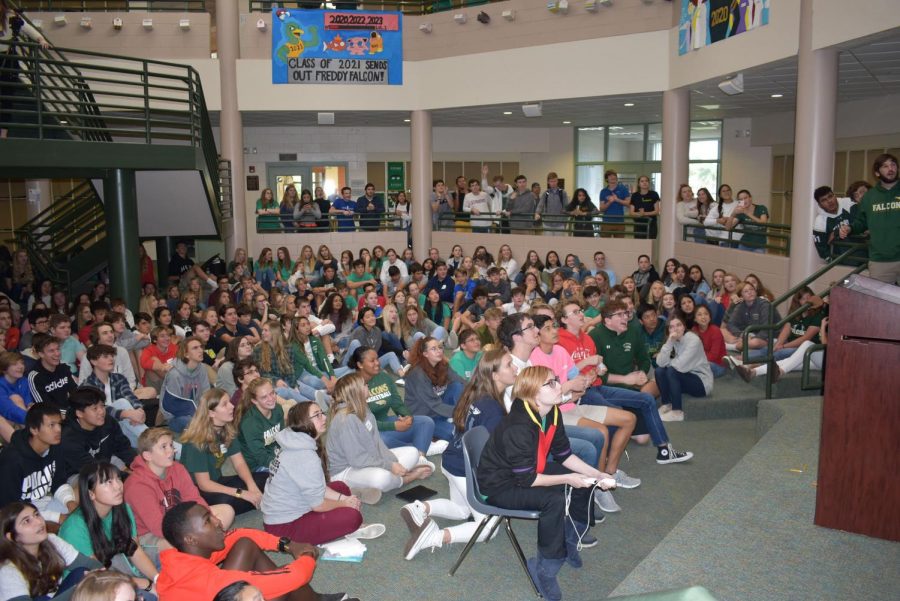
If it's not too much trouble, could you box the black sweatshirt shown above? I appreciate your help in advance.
[0,429,70,508]
[59,415,136,479]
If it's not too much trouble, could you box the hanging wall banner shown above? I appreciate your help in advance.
[679,0,770,55]
[271,7,403,85]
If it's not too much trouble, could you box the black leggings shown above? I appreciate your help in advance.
[201,473,268,515]
[487,462,595,560]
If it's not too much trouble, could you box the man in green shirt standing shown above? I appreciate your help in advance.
[840,153,900,285]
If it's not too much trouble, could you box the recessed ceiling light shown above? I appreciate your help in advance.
[503,111,513,115]
[698,104,720,110]
[562,121,571,124]
[623,103,635,107]
[770,93,783,98]
[403,119,410,123]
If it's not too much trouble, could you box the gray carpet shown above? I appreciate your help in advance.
[610,397,900,601]
[236,417,758,601]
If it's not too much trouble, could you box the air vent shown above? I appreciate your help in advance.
[279,153,298,162]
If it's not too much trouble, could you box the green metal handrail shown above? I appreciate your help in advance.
[738,242,868,399]
[800,343,826,391]
[256,210,405,233]
[438,211,654,238]
[681,222,792,255]
[15,1,207,11]
[249,0,494,16]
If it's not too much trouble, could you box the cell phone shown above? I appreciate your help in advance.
[395,485,438,503]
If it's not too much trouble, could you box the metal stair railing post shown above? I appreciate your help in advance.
[740,243,869,399]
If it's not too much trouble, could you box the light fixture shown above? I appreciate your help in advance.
[79,16,92,29]
[562,121,571,124]
[624,102,635,107]
[142,18,153,30]
[59,119,68,124]
[502,10,515,20]
[717,73,744,96]
[454,13,467,24]
[403,119,411,123]
[112,17,123,30]
[522,103,542,118]
[256,18,267,31]
[53,14,67,26]
[698,104,720,110]
[179,18,191,31]
[503,111,513,115]
[771,93,783,98]
[317,112,335,125]
[476,11,490,24]
[419,22,433,33]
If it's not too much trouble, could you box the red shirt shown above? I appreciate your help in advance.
[693,324,726,366]
[557,327,602,386]
[139,344,177,385]
[141,256,156,287]
[3,327,20,351]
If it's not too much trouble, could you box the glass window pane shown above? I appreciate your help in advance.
[690,121,722,160]
[646,123,662,161]
[576,164,605,204]
[689,162,719,198]
[607,125,645,161]
[577,127,606,162]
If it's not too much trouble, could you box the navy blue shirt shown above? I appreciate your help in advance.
[426,274,455,304]
[442,396,506,478]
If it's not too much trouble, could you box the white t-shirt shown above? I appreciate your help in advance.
[0,535,79,600]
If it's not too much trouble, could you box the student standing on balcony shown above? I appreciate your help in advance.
[254,188,280,232]
[355,183,384,232]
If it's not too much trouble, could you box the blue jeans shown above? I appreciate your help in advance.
[382,332,404,355]
[429,381,464,441]
[566,425,605,468]
[342,339,403,374]
[654,366,707,411]
[745,346,794,362]
[380,415,435,454]
[710,362,727,378]
[276,386,312,403]
[298,372,326,390]
[581,385,669,447]
[412,326,449,344]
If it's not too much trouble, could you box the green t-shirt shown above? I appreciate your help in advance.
[256,199,281,231]
[584,306,601,320]
[365,371,409,431]
[345,295,358,310]
[59,504,139,574]
[788,312,823,344]
[589,323,651,388]
[181,436,241,482]
[852,183,900,262]
[237,404,284,471]
[736,204,770,248]
[449,350,481,380]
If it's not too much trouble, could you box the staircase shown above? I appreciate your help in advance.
[0,2,228,290]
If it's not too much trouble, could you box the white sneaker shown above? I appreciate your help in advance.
[614,469,641,489]
[394,378,405,387]
[426,439,449,456]
[416,456,436,473]
[404,518,443,560]
[400,500,429,531]
[594,489,621,513]
[661,410,685,422]
[658,403,672,414]
[723,355,743,370]
[347,523,386,540]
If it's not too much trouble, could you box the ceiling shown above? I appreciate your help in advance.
[224,29,900,129]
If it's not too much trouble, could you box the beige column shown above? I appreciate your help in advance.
[215,0,246,256]
[24,179,52,219]
[789,0,838,284]
[410,110,433,259]
[659,87,690,263]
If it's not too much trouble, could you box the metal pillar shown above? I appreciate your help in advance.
[104,169,140,311]
[215,0,246,257]
[24,179,51,219]
[789,0,838,284]
[659,88,691,263]
[410,110,433,259]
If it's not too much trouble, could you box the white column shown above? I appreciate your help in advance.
[24,179,52,219]
[410,110,433,259]
[659,88,690,262]
[789,0,838,284]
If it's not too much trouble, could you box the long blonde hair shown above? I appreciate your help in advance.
[180,388,236,453]
[380,303,403,338]
[236,376,272,425]
[511,365,554,411]
[327,373,369,428]
[257,320,293,375]
[400,304,427,339]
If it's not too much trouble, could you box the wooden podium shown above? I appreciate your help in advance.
[815,275,900,541]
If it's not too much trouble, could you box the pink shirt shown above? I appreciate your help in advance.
[530,345,578,412]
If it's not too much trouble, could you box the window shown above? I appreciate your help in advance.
[577,127,606,163]
[689,121,722,195]
[607,125,645,161]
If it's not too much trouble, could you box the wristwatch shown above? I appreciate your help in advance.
[234,488,243,498]
[278,536,292,554]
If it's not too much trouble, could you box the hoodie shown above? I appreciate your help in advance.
[59,415,136,479]
[161,360,210,419]
[0,430,75,521]
[124,455,208,538]
[261,428,326,525]
[157,528,316,601]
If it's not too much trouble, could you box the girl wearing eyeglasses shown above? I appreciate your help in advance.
[262,401,383,545]
[477,366,610,601]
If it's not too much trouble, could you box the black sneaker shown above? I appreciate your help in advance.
[656,444,693,464]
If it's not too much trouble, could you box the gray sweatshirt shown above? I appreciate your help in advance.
[326,408,397,476]
[261,428,326,525]
[656,331,714,394]
[403,366,465,419]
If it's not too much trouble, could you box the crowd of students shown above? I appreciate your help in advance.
[0,232,841,601]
